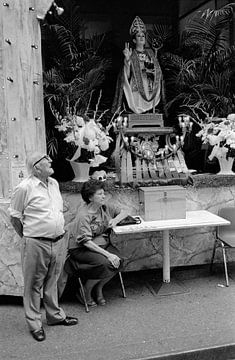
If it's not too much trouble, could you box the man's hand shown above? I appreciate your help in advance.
[10,216,23,238]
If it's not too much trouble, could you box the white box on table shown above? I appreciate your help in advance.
[138,186,186,221]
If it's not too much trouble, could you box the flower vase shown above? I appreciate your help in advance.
[217,156,235,175]
[69,160,90,182]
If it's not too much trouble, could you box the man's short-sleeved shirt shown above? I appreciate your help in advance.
[8,175,64,238]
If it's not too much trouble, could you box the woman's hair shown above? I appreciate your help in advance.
[81,179,105,204]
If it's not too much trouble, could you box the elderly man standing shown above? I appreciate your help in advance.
[8,152,78,342]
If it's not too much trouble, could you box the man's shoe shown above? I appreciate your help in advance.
[31,327,46,342]
[49,316,78,326]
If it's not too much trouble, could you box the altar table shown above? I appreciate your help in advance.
[113,210,230,283]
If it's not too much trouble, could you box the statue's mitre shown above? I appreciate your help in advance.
[129,16,146,36]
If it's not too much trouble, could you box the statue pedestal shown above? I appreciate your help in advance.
[128,113,164,128]
[113,113,189,184]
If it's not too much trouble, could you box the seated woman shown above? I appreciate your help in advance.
[68,179,129,307]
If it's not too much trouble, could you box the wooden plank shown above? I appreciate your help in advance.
[177,150,189,174]
[135,156,142,182]
[126,150,133,183]
[113,133,122,182]
[172,153,185,178]
[156,160,165,178]
[162,159,172,179]
[167,157,179,178]
[120,149,128,183]
[148,161,158,180]
[142,159,150,180]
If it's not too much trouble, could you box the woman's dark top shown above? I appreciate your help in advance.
[68,202,120,250]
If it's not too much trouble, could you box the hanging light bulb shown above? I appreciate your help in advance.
[53,2,64,15]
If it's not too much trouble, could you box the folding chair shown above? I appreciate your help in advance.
[64,255,126,313]
[210,207,235,286]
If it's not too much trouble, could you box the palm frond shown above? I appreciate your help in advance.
[43,68,64,88]
[49,24,79,62]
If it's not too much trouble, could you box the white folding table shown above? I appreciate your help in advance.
[113,210,230,283]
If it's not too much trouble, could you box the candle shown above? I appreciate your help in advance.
[123,117,128,128]
[189,122,193,130]
[123,117,127,128]
[130,136,135,145]
[164,145,169,154]
[173,144,177,154]
[180,135,184,143]
[117,116,123,126]
[124,136,128,144]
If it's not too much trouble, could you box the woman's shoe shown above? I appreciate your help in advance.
[96,297,106,306]
[75,290,97,308]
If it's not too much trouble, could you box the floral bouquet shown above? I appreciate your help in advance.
[196,114,235,160]
[54,111,112,167]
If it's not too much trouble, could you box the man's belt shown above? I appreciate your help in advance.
[32,234,64,242]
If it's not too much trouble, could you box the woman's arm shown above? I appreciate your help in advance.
[84,240,120,268]
[108,209,129,228]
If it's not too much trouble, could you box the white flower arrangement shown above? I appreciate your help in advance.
[196,113,235,160]
[47,90,115,167]
[54,112,112,167]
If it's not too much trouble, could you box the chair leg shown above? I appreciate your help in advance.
[210,239,218,273]
[78,277,90,313]
[118,272,126,298]
[220,241,229,287]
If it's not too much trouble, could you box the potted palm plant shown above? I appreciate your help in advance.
[149,3,235,173]
[41,1,111,180]
[152,3,235,120]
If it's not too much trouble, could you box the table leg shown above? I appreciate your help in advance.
[145,229,190,296]
[163,229,170,283]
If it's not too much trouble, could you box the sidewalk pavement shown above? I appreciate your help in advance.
[1,264,235,360]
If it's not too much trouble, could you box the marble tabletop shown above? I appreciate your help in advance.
[113,210,230,234]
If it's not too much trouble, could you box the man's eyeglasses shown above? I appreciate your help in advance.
[33,155,51,167]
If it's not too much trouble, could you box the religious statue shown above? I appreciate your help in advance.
[112,16,163,114]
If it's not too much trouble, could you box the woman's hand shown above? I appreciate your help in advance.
[108,218,118,228]
[106,253,121,268]
[123,42,132,61]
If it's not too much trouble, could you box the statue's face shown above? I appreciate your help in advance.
[134,31,146,47]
